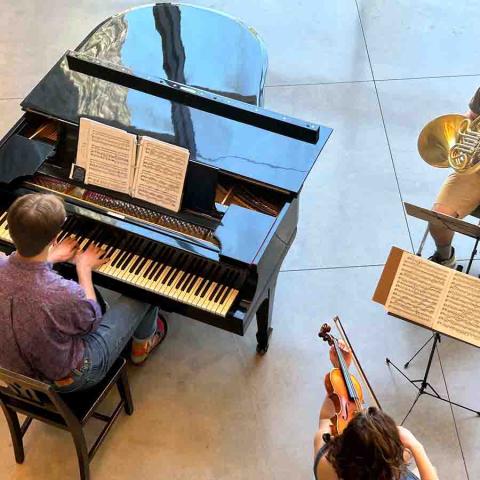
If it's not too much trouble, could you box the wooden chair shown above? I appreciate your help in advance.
[0,358,133,480]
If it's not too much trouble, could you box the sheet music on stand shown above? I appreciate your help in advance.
[372,246,480,421]
[373,246,480,348]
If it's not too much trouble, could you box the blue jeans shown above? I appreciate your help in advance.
[57,293,158,393]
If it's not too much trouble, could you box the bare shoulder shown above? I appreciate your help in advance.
[315,455,338,480]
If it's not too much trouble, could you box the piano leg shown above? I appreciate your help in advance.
[255,280,276,355]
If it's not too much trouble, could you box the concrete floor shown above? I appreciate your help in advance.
[1,0,480,479]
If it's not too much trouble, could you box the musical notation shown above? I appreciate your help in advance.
[384,249,480,348]
[386,254,450,328]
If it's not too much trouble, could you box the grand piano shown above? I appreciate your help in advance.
[0,3,331,354]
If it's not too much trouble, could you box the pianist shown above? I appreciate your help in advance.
[0,193,166,392]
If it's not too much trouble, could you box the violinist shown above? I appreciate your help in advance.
[313,341,438,480]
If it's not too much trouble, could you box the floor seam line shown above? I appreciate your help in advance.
[280,263,384,273]
[266,79,374,88]
[436,345,470,480]
[375,73,480,82]
[353,0,415,252]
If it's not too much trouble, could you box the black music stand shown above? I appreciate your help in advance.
[405,202,480,273]
[383,207,480,423]
[386,330,480,424]
[397,203,480,374]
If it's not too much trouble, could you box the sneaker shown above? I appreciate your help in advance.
[428,247,456,268]
[130,314,168,365]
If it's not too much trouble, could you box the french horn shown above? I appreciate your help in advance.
[418,114,480,175]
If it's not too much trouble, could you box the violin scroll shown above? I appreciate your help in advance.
[319,323,334,346]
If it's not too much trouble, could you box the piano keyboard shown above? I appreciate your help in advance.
[0,212,241,317]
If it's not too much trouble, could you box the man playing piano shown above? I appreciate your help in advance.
[0,193,167,392]
[429,87,480,267]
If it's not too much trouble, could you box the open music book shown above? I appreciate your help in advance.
[71,118,189,212]
[373,247,480,348]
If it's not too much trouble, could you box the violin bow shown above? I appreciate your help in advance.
[333,315,382,410]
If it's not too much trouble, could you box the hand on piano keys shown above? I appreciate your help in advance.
[0,211,241,317]
[75,243,110,272]
[48,237,80,264]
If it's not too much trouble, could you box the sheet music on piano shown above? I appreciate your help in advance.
[132,136,189,212]
[71,118,189,212]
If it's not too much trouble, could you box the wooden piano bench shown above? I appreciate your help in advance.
[0,357,133,480]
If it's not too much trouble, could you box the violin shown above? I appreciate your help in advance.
[319,322,365,436]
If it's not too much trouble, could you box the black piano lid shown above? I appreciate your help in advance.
[21,4,332,194]
[74,3,268,107]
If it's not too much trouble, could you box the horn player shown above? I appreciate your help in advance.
[428,87,480,268]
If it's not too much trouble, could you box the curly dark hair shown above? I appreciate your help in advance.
[326,407,406,480]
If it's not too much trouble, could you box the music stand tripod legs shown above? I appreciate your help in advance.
[386,332,480,424]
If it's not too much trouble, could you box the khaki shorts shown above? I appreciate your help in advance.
[435,172,480,218]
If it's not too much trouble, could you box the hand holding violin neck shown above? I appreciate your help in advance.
[319,324,352,369]
[319,322,364,436]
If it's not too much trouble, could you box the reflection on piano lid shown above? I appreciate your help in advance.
[0,3,332,352]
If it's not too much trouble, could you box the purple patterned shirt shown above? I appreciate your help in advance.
[0,253,102,380]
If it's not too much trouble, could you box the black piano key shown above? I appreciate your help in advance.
[191,264,213,296]
[57,217,76,240]
[118,237,143,270]
[144,246,165,279]
[125,238,145,273]
[183,260,207,293]
[112,236,135,268]
[118,235,142,268]
[94,230,113,258]
[213,270,235,302]
[169,257,194,290]
[82,226,102,251]
[196,265,218,297]
[132,241,154,274]
[157,252,185,285]
[109,235,132,265]
[172,256,196,290]
[152,248,176,281]
[134,241,157,275]
[163,253,186,286]
[147,246,169,281]
[57,217,77,242]
[103,235,121,259]
[145,246,166,281]
[208,269,229,301]
[93,228,109,246]
[178,257,201,291]
[218,275,238,305]
[129,239,150,273]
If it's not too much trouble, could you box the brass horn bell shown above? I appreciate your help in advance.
[418,114,480,175]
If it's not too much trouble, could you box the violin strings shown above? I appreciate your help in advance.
[334,338,364,412]
[335,339,358,401]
